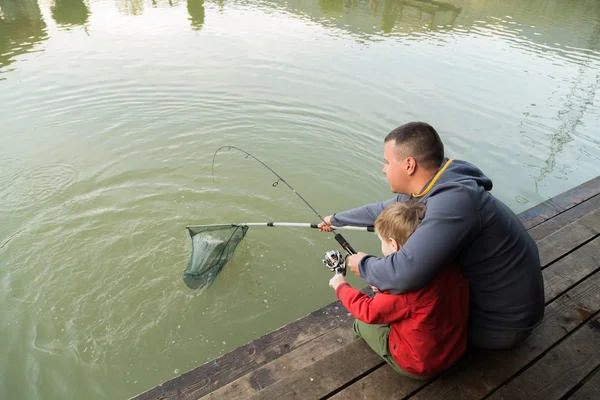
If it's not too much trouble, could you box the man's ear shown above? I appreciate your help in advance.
[405,156,417,175]
[389,237,400,252]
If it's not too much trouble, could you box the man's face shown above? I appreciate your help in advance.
[382,140,409,194]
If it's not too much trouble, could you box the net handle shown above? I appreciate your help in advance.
[186,222,374,232]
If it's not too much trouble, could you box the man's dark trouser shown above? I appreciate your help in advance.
[468,325,534,350]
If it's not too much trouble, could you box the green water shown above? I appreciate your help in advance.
[1,0,599,398]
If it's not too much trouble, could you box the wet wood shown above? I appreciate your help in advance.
[542,237,600,300]
[489,313,600,400]
[519,176,600,230]
[132,301,352,400]
[528,193,600,242]
[245,339,384,400]
[568,367,600,400]
[536,208,600,267]
[328,362,424,400]
[199,324,354,400]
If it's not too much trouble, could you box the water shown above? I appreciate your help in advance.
[1,0,599,398]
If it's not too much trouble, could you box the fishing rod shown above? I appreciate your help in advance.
[186,222,373,231]
[211,146,362,257]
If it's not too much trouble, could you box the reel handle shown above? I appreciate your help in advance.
[334,233,356,255]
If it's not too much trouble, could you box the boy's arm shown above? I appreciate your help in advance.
[335,283,410,324]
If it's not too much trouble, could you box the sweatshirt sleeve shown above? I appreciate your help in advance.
[359,184,481,293]
[335,283,411,324]
[330,194,410,227]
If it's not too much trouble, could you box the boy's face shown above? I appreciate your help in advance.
[378,233,398,256]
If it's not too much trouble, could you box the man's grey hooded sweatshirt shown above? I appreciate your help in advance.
[331,158,544,332]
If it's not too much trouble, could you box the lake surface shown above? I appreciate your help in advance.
[1,0,599,398]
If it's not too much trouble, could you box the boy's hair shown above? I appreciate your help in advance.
[375,201,426,246]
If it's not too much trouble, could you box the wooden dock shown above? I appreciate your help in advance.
[133,176,600,400]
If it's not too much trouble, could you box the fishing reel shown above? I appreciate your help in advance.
[322,250,347,275]
[322,233,357,275]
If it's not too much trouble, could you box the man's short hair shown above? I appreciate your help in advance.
[375,201,426,246]
[384,122,444,170]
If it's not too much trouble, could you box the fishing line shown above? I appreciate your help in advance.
[212,145,329,226]
[211,146,357,254]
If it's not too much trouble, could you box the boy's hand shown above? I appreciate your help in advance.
[329,273,347,290]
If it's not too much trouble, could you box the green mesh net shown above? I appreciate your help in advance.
[183,224,249,289]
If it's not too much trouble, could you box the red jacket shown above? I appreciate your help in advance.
[336,265,469,377]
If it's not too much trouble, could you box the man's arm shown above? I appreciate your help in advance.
[335,283,410,324]
[330,194,409,227]
[360,185,481,293]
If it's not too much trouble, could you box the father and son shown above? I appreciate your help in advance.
[317,122,544,379]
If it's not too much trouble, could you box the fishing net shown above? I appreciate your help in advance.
[183,224,249,289]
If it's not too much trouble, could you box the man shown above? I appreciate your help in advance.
[319,122,544,350]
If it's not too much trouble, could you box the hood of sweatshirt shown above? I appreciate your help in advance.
[411,158,493,200]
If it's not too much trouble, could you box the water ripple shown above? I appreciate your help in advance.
[0,163,77,213]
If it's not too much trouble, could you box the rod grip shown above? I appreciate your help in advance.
[334,233,356,255]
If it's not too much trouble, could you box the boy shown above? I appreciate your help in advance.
[329,201,469,379]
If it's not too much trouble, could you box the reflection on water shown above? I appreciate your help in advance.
[187,0,205,30]
[0,0,47,72]
[381,0,461,32]
[282,0,464,34]
[51,0,90,27]
[116,0,183,15]
[116,0,145,15]
[319,0,344,16]
[528,18,600,190]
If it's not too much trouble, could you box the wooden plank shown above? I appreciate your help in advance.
[569,367,600,400]
[131,301,353,400]
[405,267,600,400]
[528,193,600,242]
[543,237,600,300]
[489,313,600,400]
[536,208,600,267]
[333,239,600,400]
[328,363,423,400]
[519,176,600,230]
[245,339,384,400]
[200,324,354,400]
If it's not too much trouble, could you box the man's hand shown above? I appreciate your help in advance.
[329,273,347,290]
[318,216,333,232]
[348,252,367,277]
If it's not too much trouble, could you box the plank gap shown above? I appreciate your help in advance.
[321,361,386,399]
[541,232,600,270]
[559,363,600,400]
[544,263,600,308]
[482,308,600,400]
